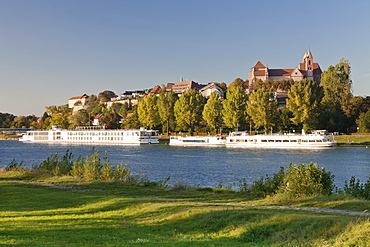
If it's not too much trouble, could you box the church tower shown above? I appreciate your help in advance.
[302,49,314,80]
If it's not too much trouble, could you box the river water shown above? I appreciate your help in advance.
[0,140,369,190]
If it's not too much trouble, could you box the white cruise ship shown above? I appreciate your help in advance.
[225,130,336,148]
[169,135,226,146]
[19,126,159,145]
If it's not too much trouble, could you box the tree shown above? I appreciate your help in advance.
[356,110,370,133]
[246,88,278,133]
[222,86,247,131]
[286,79,323,132]
[98,90,117,102]
[137,94,160,129]
[321,58,352,113]
[48,113,69,129]
[202,92,223,134]
[227,78,245,90]
[157,91,178,134]
[124,106,140,129]
[68,109,90,128]
[101,112,121,129]
[320,59,353,132]
[174,89,205,134]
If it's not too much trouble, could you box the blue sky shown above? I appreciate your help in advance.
[1,0,369,116]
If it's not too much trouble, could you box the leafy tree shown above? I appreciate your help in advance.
[98,90,117,102]
[137,94,160,129]
[286,79,323,132]
[174,89,205,134]
[202,92,223,134]
[48,113,70,129]
[124,106,140,129]
[101,112,121,129]
[227,78,245,90]
[320,59,353,132]
[276,107,292,133]
[157,91,178,134]
[68,109,90,128]
[13,116,28,128]
[222,86,247,131]
[321,58,352,114]
[0,113,15,128]
[246,88,278,133]
[356,110,370,133]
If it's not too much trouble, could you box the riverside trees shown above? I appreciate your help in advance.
[4,59,369,134]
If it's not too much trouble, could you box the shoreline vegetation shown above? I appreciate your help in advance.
[1,150,370,246]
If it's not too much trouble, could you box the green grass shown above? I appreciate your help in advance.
[1,172,370,246]
[333,134,370,145]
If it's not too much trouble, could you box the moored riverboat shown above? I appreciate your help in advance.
[169,135,226,146]
[19,126,159,145]
[225,130,336,148]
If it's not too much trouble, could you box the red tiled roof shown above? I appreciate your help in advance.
[268,69,294,77]
[254,70,267,76]
[69,94,89,100]
[253,61,267,68]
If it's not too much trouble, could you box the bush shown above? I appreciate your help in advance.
[33,150,74,176]
[344,175,370,200]
[280,162,335,197]
[239,167,285,198]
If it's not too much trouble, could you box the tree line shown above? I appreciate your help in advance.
[1,59,370,134]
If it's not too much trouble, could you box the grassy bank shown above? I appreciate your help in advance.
[333,134,370,145]
[1,171,369,246]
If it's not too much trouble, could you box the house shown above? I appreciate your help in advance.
[93,114,104,126]
[171,80,206,94]
[68,94,89,108]
[248,49,322,91]
[199,83,225,100]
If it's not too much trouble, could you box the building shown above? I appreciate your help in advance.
[199,83,224,100]
[248,49,322,91]
[68,94,89,108]
[171,80,206,94]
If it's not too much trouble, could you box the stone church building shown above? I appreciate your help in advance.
[248,49,322,91]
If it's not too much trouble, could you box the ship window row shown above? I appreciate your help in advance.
[229,139,325,143]
[66,137,132,141]
[67,131,140,136]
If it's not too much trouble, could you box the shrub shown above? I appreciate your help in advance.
[344,175,370,200]
[280,162,335,197]
[6,160,26,171]
[33,150,74,176]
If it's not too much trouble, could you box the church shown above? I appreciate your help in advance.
[248,49,322,91]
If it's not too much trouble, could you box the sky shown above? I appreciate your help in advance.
[1,0,369,116]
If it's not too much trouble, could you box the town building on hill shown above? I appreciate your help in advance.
[171,80,206,94]
[248,49,322,91]
[199,83,224,100]
[68,94,89,113]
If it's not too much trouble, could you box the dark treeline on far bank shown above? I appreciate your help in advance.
[1,59,370,134]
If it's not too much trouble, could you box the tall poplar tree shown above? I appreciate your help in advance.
[202,92,223,134]
[157,91,178,134]
[222,86,247,131]
[286,79,323,132]
[320,59,353,132]
[246,88,278,133]
[174,89,205,134]
[137,94,160,129]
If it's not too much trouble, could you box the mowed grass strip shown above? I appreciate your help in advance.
[1,180,370,246]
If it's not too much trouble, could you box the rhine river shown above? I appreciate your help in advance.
[1,140,369,190]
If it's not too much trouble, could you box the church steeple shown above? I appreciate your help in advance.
[302,48,314,71]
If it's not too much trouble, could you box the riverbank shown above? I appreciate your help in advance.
[1,176,369,246]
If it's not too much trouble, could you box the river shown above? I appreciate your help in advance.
[0,140,369,190]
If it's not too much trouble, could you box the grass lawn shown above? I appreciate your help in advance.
[1,174,370,246]
[333,134,370,145]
